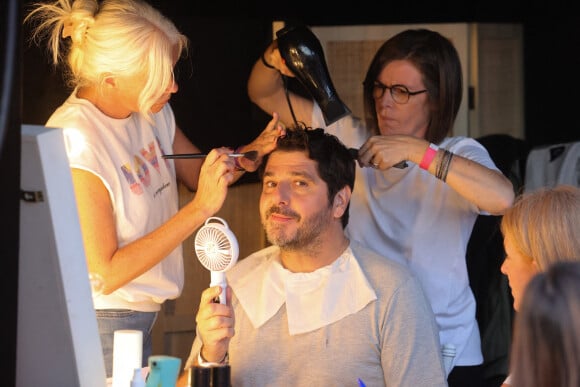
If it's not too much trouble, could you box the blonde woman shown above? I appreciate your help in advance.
[500,184,580,386]
[24,0,283,376]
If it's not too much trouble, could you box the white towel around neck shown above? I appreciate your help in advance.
[230,245,377,335]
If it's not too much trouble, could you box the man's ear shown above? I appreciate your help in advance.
[332,185,351,218]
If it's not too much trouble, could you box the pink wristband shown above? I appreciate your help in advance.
[419,143,439,170]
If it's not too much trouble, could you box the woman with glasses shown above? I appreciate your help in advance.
[247,28,514,387]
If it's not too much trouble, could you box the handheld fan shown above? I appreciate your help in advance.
[194,217,239,304]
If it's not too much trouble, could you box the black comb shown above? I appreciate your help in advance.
[348,148,408,169]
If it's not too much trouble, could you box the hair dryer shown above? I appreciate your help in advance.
[276,24,351,126]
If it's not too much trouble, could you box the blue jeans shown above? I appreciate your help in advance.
[96,309,157,378]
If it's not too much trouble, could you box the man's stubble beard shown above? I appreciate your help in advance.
[263,203,333,252]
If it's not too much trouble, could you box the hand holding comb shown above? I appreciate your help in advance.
[348,148,408,169]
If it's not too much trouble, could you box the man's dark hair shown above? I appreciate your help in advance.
[259,128,355,228]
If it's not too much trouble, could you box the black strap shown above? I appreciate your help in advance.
[282,75,301,129]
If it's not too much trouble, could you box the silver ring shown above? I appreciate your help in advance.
[372,162,379,168]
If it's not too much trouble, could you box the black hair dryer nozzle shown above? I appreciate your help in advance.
[276,24,351,126]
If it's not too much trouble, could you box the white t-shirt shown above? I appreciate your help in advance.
[313,103,500,368]
[46,90,183,312]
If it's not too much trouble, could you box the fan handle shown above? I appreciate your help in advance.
[211,271,227,305]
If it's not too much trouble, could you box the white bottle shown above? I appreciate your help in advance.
[131,368,146,387]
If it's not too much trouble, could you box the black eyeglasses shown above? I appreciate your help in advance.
[369,81,427,104]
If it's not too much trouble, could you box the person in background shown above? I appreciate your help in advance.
[499,184,580,386]
[179,128,447,386]
[248,27,514,386]
[509,261,580,387]
[24,0,283,377]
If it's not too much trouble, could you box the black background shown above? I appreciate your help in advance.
[21,1,580,159]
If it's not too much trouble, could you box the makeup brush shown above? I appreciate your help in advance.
[162,150,258,161]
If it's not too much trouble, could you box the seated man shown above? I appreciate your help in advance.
[181,128,447,386]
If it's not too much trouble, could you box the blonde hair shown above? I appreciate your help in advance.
[500,185,580,268]
[24,0,188,118]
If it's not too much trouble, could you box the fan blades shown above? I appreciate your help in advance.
[194,217,239,304]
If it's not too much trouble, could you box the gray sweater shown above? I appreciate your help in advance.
[187,241,447,387]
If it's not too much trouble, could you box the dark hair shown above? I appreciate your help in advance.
[259,128,355,228]
[510,261,580,387]
[362,29,462,144]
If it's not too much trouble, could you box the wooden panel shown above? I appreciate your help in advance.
[311,23,524,139]
[311,23,470,137]
[471,24,524,139]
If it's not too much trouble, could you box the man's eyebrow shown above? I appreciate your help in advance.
[289,170,313,178]
[263,169,315,180]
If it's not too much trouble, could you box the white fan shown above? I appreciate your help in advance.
[194,217,239,304]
